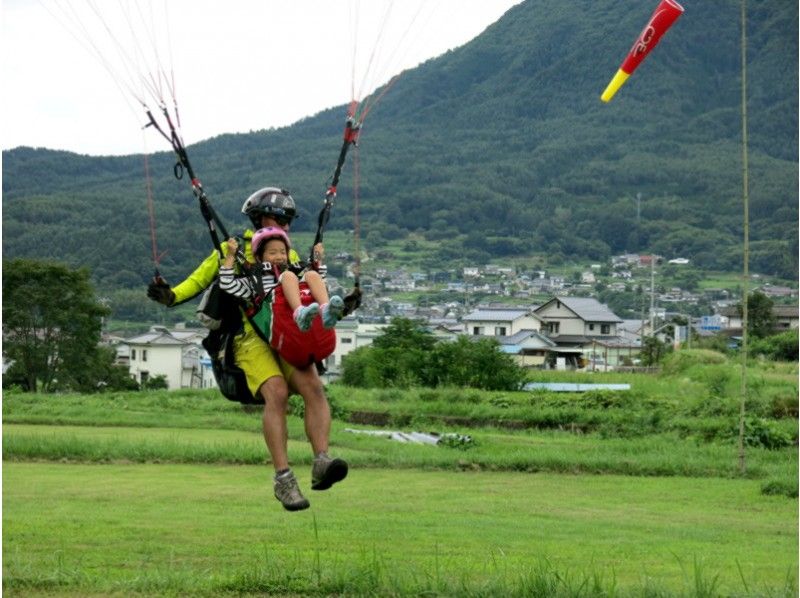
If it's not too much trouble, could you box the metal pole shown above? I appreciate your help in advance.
[650,256,655,335]
[687,319,692,349]
[737,0,750,474]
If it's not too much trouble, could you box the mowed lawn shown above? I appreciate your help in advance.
[4,460,797,596]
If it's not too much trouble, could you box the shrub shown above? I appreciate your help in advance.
[289,390,348,420]
[142,375,168,391]
[703,366,732,398]
[737,417,793,450]
[427,337,526,391]
[341,324,526,391]
[770,393,799,418]
[761,478,799,498]
[661,349,728,375]
[750,329,799,361]
[582,390,632,409]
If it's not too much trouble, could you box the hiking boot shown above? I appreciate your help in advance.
[311,453,349,491]
[321,296,345,329]
[274,470,310,511]
[294,303,320,332]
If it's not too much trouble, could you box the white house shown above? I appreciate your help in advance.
[462,306,543,337]
[535,297,622,337]
[120,326,214,390]
[323,318,388,377]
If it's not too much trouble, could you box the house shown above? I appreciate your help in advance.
[120,325,214,390]
[638,255,663,267]
[462,306,543,337]
[534,297,622,337]
[716,303,798,334]
[534,297,637,369]
[323,318,388,377]
[772,305,799,331]
[612,253,640,267]
[698,314,726,332]
[617,320,645,346]
[758,284,797,299]
[495,330,558,368]
[718,306,742,330]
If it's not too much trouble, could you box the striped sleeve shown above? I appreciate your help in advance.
[219,266,254,300]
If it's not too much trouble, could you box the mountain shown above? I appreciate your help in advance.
[3,0,798,292]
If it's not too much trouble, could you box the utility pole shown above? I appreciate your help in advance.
[738,0,751,475]
[650,256,656,335]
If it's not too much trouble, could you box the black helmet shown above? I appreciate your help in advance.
[241,187,297,228]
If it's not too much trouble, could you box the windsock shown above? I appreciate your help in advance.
[601,0,684,102]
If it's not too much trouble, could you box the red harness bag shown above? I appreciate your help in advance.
[249,281,336,368]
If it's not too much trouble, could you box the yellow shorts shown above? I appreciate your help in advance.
[233,325,294,398]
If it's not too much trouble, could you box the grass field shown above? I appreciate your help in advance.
[4,462,797,596]
[3,362,798,596]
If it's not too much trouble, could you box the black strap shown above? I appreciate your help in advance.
[310,116,360,264]
[145,106,243,264]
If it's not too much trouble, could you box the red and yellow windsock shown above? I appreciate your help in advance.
[601,0,684,102]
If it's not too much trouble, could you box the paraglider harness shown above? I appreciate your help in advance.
[147,107,361,404]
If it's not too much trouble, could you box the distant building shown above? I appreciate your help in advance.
[119,326,213,390]
[773,305,799,331]
[534,297,622,337]
[759,284,797,298]
[462,306,543,337]
[717,304,798,333]
[324,318,388,377]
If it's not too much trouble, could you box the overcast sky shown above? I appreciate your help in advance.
[2,0,522,156]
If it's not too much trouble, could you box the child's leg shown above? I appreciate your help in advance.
[302,271,330,305]
[280,271,302,311]
[281,271,319,332]
[302,271,345,329]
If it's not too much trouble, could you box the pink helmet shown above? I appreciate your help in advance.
[251,226,291,259]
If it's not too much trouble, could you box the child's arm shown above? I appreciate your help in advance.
[218,239,254,300]
[222,238,238,269]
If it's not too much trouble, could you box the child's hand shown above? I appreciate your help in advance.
[222,238,238,268]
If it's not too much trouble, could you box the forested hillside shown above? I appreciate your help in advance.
[3,0,797,290]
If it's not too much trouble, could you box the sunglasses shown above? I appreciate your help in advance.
[267,214,293,226]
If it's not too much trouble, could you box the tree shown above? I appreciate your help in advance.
[3,259,109,392]
[371,318,437,352]
[428,337,526,391]
[640,336,671,366]
[340,318,525,391]
[736,291,777,339]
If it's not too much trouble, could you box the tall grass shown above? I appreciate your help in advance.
[3,356,797,491]
[4,422,797,487]
[10,553,793,596]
